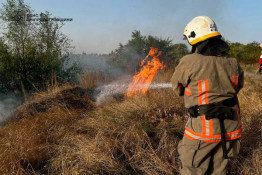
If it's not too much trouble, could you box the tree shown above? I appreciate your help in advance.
[228,41,261,64]
[108,30,186,73]
[241,42,261,64]
[170,43,189,64]
[127,30,146,56]
[0,0,79,95]
[144,35,173,64]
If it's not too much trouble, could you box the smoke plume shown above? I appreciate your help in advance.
[0,93,22,125]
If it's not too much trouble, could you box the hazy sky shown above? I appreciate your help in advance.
[2,0,262,54]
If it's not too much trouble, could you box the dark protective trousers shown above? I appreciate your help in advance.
[259,64,262,73]
[178,136,240,175]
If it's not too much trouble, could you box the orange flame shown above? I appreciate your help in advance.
[126,47,166,97]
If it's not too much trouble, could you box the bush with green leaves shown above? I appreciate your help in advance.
[227,41,261,64]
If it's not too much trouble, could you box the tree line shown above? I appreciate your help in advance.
[108,33,262,74]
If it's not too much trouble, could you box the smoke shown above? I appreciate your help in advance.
[0,93,22,125]
[68,53,127,77]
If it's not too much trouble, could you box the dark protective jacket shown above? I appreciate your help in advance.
[171,53,244,142]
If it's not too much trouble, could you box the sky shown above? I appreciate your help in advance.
[1,0,262,54]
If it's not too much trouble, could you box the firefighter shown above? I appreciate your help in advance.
[171,16,244,175]
[258,43,262,73]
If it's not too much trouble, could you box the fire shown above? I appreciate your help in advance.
[126,47,166,97]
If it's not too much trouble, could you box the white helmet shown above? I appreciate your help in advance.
[184,16,221,46]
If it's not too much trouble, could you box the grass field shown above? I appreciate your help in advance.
[0,69,261,175]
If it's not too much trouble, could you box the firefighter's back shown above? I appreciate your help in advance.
[180,53,244,109]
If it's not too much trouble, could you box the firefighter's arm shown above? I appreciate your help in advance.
[170,58,190,96]
[236,63,244,93]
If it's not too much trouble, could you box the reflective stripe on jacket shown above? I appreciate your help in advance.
[171,53,244,142]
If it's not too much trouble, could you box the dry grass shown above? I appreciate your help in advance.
[227,77,262,175]
[240,63,257,73]
[0,70,261,175]
[79,71,113,89]
[45,88,185,175]
[0,86,95,175]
